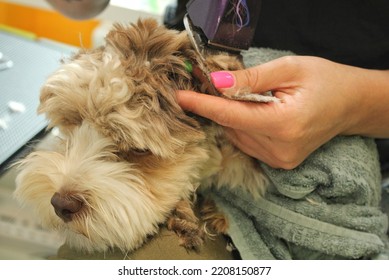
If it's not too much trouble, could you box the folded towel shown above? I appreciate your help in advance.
[205,48,389,259]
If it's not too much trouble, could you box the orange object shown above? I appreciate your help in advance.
[0,2,100,48]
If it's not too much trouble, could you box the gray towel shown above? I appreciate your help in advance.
[205,49,389,259]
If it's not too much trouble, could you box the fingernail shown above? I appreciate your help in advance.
[210,71,235,88]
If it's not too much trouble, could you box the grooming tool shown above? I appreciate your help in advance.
[183,14,222,96]
[185,0,262,53]
[184,0,280,103]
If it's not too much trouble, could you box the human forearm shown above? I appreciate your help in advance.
[343,68,389,138]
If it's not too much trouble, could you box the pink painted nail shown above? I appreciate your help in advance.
[210,71,235,88]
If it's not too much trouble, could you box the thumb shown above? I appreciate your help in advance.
[211,56,299,94]
[176,90,269,129]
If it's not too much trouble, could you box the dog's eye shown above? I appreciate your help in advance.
[131,148,151,156]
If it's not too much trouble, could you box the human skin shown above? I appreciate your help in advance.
[177,56,389,169]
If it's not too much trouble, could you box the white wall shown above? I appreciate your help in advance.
[2,0,171,22]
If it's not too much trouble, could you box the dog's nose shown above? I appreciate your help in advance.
[51,192,83,222]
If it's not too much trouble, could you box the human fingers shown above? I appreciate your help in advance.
[211,56,302,95]
[224,128,308,170]
[223,128,275,166]
[176,90,269,129]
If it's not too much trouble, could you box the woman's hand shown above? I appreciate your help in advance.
[177,56,389,169]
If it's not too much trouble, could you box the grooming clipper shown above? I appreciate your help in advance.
[184,0,262,53]
[184,0,280,103]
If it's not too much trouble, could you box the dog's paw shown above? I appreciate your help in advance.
[200,198,229,234]
[167,217,205,250]
[167,199,205,250]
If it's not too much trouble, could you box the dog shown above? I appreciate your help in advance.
[14,19,269,253]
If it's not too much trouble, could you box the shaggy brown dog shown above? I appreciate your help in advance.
[14,19,270,253]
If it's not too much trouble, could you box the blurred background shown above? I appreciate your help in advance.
[0,0,176,48]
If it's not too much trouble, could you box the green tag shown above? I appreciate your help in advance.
[184,60,193,73]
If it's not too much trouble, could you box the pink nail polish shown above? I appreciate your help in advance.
[210,71,235,88]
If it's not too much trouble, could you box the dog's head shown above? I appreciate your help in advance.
[15,122,209,252]
[38,19,206,157]
[14,19,240,252]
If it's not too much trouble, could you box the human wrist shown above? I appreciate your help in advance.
[342,68,389,137]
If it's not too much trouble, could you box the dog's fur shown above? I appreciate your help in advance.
[14,19,268,253]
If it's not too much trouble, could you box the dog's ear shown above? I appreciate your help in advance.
[105,19,192,60]
[99,19,206,157]
[105,19,197,90]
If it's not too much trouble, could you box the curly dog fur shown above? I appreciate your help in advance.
[14,19,268,253]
